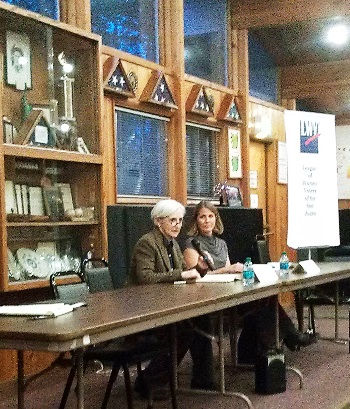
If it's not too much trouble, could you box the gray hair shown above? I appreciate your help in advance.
[151,199,186,224]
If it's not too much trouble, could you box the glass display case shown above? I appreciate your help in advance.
[0,4,103,291]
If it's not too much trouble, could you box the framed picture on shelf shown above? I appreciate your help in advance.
[228,128,242,178]
[56,183,74,212]
[226,185,242,208]
[43,186,65,221]
[5,31,32,90]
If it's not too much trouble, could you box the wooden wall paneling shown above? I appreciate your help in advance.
[249,140,266,222]
[161,0,187,203]
[101,95,117,206]
[231,0,350,28]
[59,0,76,26]
[250,98,289,261]
[217,127,229,184]
[0,52,6,293]
[235,29,250,207]
[60,0,91,31]
[227,8,238,91]
[281,59,350,98]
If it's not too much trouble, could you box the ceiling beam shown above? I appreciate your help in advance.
[231,0,350,28]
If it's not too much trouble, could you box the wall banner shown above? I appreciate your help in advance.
[284,110,339,249]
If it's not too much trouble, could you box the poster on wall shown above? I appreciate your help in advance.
[284,110,339,249]
[228,128,242,178]
[335,125,350,199]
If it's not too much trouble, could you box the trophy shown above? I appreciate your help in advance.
[57,52,77,149]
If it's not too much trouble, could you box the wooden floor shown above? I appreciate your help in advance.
[1,306,350,409]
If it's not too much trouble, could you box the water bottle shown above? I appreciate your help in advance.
[279,251,290,280]
[242,257,254,287]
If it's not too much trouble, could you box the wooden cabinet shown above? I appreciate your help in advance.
[0,4,104,292]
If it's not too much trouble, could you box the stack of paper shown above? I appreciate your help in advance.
[0,302,84,318]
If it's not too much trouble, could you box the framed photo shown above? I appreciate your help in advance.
[228,128,242,178]
[6,31,32,90]
[56,183,74,212]
[226,185,242,208]
[43,186,65,221]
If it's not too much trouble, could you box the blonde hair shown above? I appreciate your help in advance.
[187,200,224,236]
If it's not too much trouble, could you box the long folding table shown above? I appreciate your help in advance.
[0,261,349,409]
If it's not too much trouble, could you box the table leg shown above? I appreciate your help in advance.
[274,296,280,349]
[17,350,25,409]
[176,312,254,409]
[75,348,84,409]
[319,282,348,344]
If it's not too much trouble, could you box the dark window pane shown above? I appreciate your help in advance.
[184,0,227,85]
[116,110,168,196]
[186,125,217,197]
[91,0,159,62]
[3,0,59,19]
[248,33,278,103]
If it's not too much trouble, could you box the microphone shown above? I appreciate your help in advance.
[191,238,215,271]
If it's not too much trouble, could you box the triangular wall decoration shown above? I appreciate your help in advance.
[103,56,135,98]
[218,94,242,123]
[186,84,214,117]
[140,70,177,109]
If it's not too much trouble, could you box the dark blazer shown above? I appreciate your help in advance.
[128,228,185,285]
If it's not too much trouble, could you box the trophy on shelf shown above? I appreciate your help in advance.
[56,52,77,150]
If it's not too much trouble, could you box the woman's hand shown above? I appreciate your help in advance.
[181,268,201,281]
[197,251,214,270]
[226,262,243,273]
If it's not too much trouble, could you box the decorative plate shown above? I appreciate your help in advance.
[8,248,21,281]
[16,248,48,278]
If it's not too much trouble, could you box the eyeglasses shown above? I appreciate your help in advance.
[166,217,183,227]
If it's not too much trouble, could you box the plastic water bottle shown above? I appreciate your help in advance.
[279,251,290,280]
[242,257,254,287]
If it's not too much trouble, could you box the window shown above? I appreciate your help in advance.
[248,33,278,103]
[184,0,228,85]
[3,0,59,19]
[186,124,218,198]
[91,0,159,62]
[116,108,168,196]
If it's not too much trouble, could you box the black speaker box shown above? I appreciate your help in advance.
[255,350,286,394]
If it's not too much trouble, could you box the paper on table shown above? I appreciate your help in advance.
[0,302,84,317]
[253,264,279,284]
[174,274,241,284]
[298,260,321,275]
[197,274,241,283]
